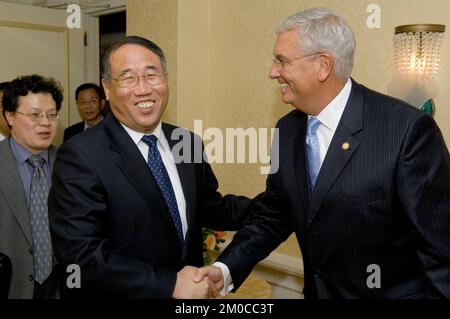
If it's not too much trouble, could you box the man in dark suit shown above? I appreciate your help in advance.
[0,75,63,298]
[198,7,450,298]
[63,83,104,142]
[48,36,252,299]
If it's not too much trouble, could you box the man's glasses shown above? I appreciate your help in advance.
[78,98,99,106]
[15,110,60,122]
[272,52,321,71]
[112,71,166,89]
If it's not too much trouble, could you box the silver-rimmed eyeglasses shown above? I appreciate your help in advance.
[272,52,322,71]
[112,71,166,89]
[15,110,60,122]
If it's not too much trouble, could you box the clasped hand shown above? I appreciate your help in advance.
[172,265,224,299]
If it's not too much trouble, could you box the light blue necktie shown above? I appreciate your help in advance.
[28,155,53,284]
[306,117,321,194]
[142,135,184,244]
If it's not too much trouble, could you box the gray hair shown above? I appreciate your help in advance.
[101,36,168,83]
[276,7,355,79]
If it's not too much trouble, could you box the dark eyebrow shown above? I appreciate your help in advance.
[144,66,161,72]
[117,65,161,76]
[118,68,134,76]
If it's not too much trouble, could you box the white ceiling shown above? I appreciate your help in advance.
[0,0,111,9]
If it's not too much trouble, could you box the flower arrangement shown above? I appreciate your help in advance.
[202,228,226,265]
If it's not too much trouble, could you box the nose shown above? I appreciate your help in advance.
[39,114,51,126]
[269,62,280,79]
[134,76,154,95]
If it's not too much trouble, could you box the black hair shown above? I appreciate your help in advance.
[2,74,64,115]
[75,82,104,100]
[0,81,8,91]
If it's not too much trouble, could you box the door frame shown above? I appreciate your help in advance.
[83,0,126,84]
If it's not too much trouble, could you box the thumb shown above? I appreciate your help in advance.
[193,266,210,283]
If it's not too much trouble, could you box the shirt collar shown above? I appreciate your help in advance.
[84,115,104,130]
[121,121,165,147]
[8,136,49,164]
[315,78,352,132]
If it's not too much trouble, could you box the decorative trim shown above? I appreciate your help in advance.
[395,24,445,34]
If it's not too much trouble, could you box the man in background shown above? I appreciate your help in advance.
[0,75,63,298]
[63,83,104,141]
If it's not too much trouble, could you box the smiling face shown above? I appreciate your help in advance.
[102,44,169,134]
[269,29,321,113]
[5,92,58,154]
[76,88,103,126]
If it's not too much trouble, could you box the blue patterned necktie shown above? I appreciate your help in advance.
[28,155,53,284]
[142,135,184,244]
[306,117,321,194]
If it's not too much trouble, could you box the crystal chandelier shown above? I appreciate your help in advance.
[389,24,445,116]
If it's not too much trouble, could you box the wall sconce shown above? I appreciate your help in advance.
[388,24,445,116]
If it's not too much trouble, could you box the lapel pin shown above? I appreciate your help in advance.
[342,142,350,151]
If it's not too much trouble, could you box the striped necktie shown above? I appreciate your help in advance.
[142,135,184,244]
[28,155,53,284]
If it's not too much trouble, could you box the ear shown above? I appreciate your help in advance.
[101,79,111,101]
[5,111,14,127]
[317,53,334,82]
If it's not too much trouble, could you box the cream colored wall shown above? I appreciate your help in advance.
[127,0,179,124]
[128,0,450,258]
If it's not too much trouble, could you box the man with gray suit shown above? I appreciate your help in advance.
[0,75,63,299]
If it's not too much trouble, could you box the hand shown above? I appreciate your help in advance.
[194,266,224,296]
[172,266,218,299]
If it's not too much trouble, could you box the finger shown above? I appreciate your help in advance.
[208,279,219,299]
[193,266,211,282]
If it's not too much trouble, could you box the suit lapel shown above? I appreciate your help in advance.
[0,140,32,245]
[306,80,364,230]
[162,124,197,259]
[104,116,178,237]
[293,116,310,215]
[162,124,196,227]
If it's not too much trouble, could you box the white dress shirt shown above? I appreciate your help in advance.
[121,122,188,239]
[312,78,352,168]
[217,78,353,297]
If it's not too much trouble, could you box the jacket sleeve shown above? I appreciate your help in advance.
[215,163,293,289]
[397,112,450,298]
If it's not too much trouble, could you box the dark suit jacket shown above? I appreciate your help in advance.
[48,113,252,298]
[218,80,450,299]
[0,139,58,298]
[63,121,84,142]
[0,252,12,300]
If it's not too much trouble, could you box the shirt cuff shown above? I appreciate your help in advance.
[212,261,234,297]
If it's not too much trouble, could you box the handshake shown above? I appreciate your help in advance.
[172,265,225,299]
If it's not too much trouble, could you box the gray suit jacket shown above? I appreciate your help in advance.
[0,139,57,298]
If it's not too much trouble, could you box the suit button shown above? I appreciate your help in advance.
[28,248,33,255]
[29,275,34,282]
[314,270,322,278]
